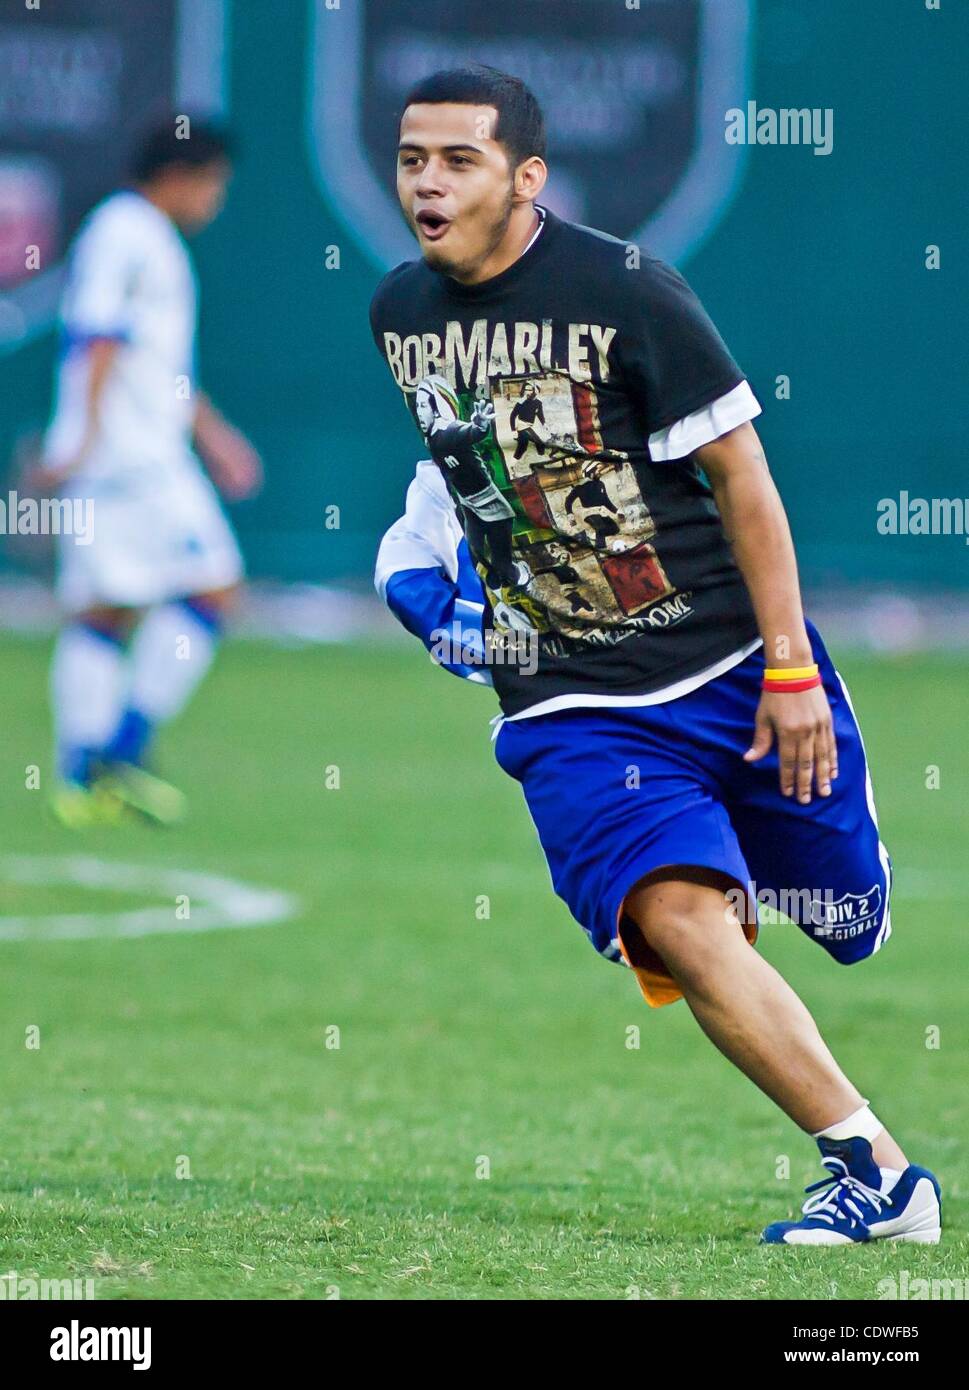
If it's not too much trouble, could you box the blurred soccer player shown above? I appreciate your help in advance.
[371,67,941,1245]
[38,118,261,826]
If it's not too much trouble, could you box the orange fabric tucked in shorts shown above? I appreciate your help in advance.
[617,902,759,1008]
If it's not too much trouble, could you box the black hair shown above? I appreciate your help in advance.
[129,116,233,183]
[416,382,442,419]
[400,65,546,169]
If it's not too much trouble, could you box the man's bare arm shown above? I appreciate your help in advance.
[696,421,838,804]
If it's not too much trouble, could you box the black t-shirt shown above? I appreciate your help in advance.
[370,207,760,716]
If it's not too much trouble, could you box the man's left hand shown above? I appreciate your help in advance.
[743,685,839,804]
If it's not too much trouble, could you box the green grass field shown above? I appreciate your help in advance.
[0,632,965,1300]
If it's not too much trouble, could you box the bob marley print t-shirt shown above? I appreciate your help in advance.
[370,207,761,718]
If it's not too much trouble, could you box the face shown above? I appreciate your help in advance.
[397,103,517,277]
[415,391,434,431]
[170,159,232,232]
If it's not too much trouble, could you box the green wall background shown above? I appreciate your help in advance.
[1,0,965,591]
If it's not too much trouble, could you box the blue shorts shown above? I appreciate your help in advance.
[492,621,893,1006]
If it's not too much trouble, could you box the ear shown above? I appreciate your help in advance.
[513,156,547,204]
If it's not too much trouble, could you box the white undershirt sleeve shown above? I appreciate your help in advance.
[647,380,762,462]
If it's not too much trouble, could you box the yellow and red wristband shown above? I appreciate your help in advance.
[761,663,821,693]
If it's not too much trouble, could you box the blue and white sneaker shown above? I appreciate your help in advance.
[761,1136,941,1245]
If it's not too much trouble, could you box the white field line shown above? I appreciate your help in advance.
[0,855,300,942]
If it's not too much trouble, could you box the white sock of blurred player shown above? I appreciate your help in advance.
[103,597,222,768]
[51,621,128,786]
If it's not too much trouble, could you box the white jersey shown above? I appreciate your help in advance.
[44,190,198,478]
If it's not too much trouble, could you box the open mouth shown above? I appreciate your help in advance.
[415,209,452,241]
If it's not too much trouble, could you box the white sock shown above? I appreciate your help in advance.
[812,1102,884,1145]
[126,600,220,724]
[813,1103,901,1192]
[51,623,127,783]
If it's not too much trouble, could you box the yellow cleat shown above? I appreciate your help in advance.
[96,763,188,827]
[50,780,125,829]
